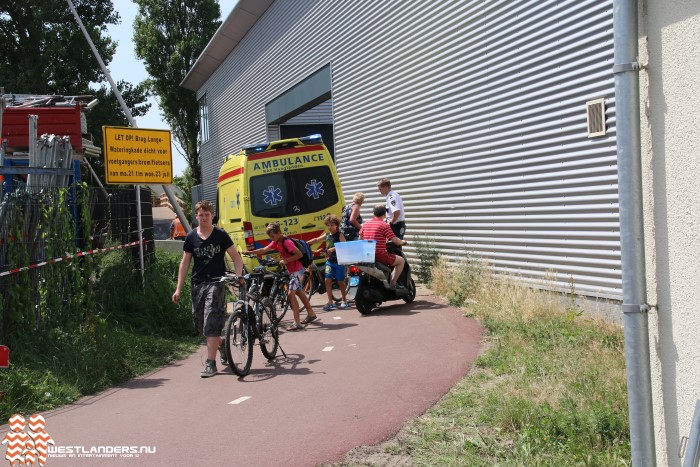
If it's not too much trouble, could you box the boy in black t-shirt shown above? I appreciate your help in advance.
[172,201,244,378]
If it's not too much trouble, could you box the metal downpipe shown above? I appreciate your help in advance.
[613,0,656,464]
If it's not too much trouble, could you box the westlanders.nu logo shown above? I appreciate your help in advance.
[2,414,54,466]
[48,445,156,459]
[2,414,156,463]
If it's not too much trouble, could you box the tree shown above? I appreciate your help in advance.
[172,166,195,216]
[0,0,151,187]
[132,0,222,186]
[0,0,119,95]
[86,81,151,182]
[87,81,151,149]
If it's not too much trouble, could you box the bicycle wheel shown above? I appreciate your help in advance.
[302,269,317,298]
[276,290,309,323]
[257,298,279,360]
[275,295,291,323]
[275,283,291,323]
[225,305,253,376]
[331,280,343,302]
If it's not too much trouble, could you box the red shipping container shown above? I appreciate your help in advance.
[2,106,83,153]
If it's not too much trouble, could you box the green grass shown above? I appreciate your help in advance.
[0,250,198,420]
[378,257,631,466]
[4,248,631,466]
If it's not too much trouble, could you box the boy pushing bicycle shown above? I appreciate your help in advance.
[172,201,244,378]
[244,223,318,331]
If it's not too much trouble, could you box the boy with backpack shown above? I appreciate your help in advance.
[245,222,318,331]
[309,214,350,311]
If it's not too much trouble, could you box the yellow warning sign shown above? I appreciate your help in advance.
[102,126,173,184]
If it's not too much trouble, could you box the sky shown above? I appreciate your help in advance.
[103,1,234,177]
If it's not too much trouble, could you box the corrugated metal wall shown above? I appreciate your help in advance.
[198,0,620,299]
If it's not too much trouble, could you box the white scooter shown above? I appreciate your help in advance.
[345,243,416,315]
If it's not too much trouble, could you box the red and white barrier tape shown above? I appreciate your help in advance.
[0,240,146,278]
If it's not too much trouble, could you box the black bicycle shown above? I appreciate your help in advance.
[221,273,283,377]
[246,263,274,301]
[242,256,312,324]
[256,259,295,324]
[303,248,343,303]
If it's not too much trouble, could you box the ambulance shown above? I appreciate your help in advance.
[216,134,345,272]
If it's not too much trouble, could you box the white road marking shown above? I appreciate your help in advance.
[228,396,251,405]
[334,316,342,320]
[322,346,334,352]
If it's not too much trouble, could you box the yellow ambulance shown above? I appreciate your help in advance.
[216,134,345,271]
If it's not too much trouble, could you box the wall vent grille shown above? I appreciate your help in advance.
[587,98,606,137]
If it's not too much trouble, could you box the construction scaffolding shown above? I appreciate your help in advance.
[0,93,105,192]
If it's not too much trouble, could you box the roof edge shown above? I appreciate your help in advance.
[180,0,275,92]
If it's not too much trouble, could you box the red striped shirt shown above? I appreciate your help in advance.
[359,218,395,256]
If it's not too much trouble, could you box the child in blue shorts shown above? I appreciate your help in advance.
[309,214,350,310]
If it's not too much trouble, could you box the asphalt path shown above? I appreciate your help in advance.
[12,285,482,466]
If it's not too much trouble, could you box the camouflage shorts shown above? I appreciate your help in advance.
[288,269,304,292]
[191,281,227,337]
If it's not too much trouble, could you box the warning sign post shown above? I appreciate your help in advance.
[102,126,173,184]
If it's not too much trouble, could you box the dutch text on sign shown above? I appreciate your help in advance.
[102,126,173,184]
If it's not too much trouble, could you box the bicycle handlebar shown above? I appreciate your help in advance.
[242,254,283,268]
[219,273,246,284]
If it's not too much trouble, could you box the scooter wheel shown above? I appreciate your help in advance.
[355,296,375,315]
[403,278,416,303]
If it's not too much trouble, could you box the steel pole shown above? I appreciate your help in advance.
[66,0,192,282]
[613,0,657,464]
[66,0,191,232]
[683,401,700,467]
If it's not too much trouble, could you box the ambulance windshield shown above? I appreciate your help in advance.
[250,166,339,218]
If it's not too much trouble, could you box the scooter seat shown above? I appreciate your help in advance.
[374,262,391,276]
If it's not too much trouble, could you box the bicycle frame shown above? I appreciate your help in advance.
[305,261,345,303]
[221,273,284,377]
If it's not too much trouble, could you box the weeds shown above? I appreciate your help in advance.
[413,234,440,284]
[566,275,585,321]
[394,256,631,465]
[0,185,198,420]
[0,249,197,421]
[95,250,193,336]
[430,255,483,307]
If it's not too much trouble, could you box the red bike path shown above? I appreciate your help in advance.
[6,285,483,466]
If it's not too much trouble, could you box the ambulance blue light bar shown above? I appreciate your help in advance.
[299,134,322,145]
[242,141,269,155]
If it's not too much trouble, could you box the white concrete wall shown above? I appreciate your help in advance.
[640,1,700,464]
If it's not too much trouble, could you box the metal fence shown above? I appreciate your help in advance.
[0,184,153,339]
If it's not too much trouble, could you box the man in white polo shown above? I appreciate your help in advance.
[377,178,406,239]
